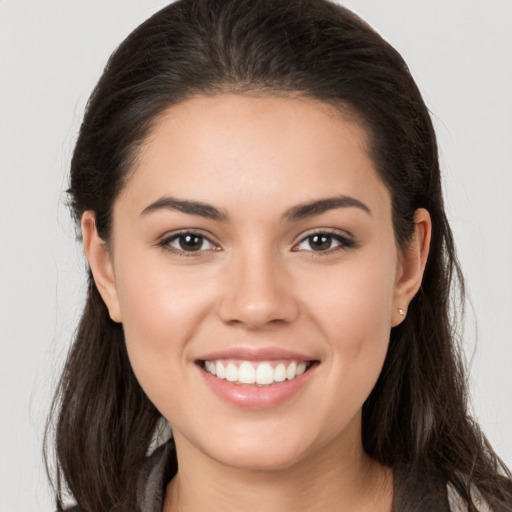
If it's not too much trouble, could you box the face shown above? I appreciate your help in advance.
[86,94,424,472]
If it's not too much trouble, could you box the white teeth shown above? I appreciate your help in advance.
[216,361,226,379]
[286,362,297,380]
[256,363,274,385]
[204,359,311,385]
[239,361,256,384]
[274,363,287,382]
[225,363,238,382]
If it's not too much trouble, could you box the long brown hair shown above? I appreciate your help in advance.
[46,0,512,510]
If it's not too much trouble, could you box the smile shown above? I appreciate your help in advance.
[202,360,311,386]
[197,348,319,408]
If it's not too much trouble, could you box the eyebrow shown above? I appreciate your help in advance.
[141,197,228,220]
[283,195,372,221]
[140,194,371,221]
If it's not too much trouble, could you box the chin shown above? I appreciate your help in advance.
[195,425,321,472]
[211,445,308,472]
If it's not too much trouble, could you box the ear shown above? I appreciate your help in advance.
[391,208,431,327]
[81,211,122,323]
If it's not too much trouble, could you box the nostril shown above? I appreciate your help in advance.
[217,297,299,328]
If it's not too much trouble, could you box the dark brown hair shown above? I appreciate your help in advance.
[46,0,512,510]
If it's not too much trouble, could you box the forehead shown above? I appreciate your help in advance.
[117,94,390,221]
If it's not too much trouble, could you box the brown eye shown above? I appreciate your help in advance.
[178,234,204,251]
[160,232,218,254]
[308,234,334,251]
[294,232,354,253]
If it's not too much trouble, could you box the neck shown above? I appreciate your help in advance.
[163,426,393,512]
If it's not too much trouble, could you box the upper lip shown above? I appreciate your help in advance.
[197,346,317,362]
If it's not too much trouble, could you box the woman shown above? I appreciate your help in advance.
[46,0,512,511]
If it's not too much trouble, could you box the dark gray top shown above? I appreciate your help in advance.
[136,440,176,512]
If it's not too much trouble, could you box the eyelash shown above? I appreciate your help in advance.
[158,230,220,257]
[292,230,356,255]
[158,229,356,257]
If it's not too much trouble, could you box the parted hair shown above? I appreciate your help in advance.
[46,0,512,510]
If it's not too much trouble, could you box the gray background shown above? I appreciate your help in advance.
[1,1,511,510]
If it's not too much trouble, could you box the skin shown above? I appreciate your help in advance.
[82,94,431,512]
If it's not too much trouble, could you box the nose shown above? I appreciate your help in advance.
[216,248,299,329]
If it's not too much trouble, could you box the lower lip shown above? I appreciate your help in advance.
[198,363,317,409]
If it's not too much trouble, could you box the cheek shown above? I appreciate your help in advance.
[115,249,214,338]
[301,252,397,391]
[112,253,217,398]
[307,256,396,337]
